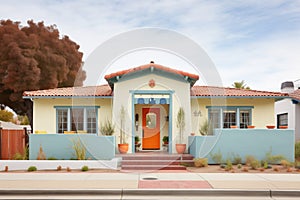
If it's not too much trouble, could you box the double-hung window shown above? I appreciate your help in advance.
[56,106,99,134]
[207,106,253,129]
[277,113,288,128]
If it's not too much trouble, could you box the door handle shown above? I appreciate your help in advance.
[142,129,144,138]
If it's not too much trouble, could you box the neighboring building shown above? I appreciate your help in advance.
[23,63,288,154]
[275,81,300,141]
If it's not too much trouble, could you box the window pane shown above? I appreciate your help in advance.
[278,113,288,127]
[223,110,236,128]
[209,109,220,129]
[87,109,97,133]
[146,113,156,129]
[240,110,250,129]
[57,109,68,133]
[71,108,84,132]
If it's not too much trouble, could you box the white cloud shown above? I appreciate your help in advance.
[0,0,299,91]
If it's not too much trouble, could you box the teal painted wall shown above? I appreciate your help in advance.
[188,129,295,163]
[29,134,115,160]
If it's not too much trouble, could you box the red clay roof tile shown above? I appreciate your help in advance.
[290,89,300,101]
[23,84,287,98]
[191,86,288,97]
[23,84,112,97]
[104,63,199,80]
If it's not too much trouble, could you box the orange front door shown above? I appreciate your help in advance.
[142,108,160,150]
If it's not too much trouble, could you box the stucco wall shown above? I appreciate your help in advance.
[189,129,295,163]
[191,98,276,133]
[275,99,295,129]
[113,74,191,153]
[32,98,112,134]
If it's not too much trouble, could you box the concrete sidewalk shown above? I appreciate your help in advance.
[0,172,300,190]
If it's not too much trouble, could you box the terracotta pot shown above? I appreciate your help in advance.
[247,125,255,129]
[175,144,186,154]
[279,126,288,129]
[190,133,195,136]
[266,125,275,129]
[118,144,128,154]
[230,125,237,129]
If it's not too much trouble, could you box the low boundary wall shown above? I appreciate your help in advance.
[188,129,295,163]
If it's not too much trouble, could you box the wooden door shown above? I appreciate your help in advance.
[142,108,160,150]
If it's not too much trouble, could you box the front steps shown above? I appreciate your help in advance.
[117,153,194,171]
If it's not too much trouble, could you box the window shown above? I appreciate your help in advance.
[277,113,288,128]
[208,109,220,129]
[223,110,236,128]
[240,110,250,128]
[207,106,253,129]
[146,112,157,129]
[56,107,99,134]
[57,109,68,133]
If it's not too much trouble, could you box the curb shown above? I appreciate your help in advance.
[0,189,300,197]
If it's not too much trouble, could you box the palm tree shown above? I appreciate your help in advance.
[232,80,250,89]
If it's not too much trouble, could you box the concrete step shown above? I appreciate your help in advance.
[122,160,194,166]
[119,154,194,170]
[119,154,194,161]
[121,164,187,170]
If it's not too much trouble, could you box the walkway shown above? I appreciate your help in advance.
[1,172,300,199]
[0,172,300,190]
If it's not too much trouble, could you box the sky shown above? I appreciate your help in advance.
[1,0,300,91]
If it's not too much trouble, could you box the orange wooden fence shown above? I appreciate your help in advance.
[0,128,25,159]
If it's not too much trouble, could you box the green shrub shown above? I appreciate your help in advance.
[237,164,242,169]
[265,149,285,164]
[280,160,292,168]
[194,158,208,167]
[81,165,89,171]
[47,157,57,160]
[232,154,242,165]
[13,144,29,160]
[263,161,269,169]
[100,120,115,136]
[295,141,300,159]
[245,155,256,166]
[295,161,300,169]
[27,166,37,172]
[225,159,233,171]
[250,159,260,170]
[72,139,86,160]
[210,150,223,164]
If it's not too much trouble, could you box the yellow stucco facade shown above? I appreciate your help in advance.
[33,98,112,134]
[191,98,276,134]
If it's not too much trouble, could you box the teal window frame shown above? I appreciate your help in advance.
[55,106,100,134]
[207,106,253,129]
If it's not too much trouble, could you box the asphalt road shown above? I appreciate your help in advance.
[0,189,299,200]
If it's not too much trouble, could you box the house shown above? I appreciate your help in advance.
[23,63,294,161]
[275,81,300,141]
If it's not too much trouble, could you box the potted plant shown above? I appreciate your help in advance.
[176,107,186,154]
[118,106,128,154]
[135,136,140,145]
[100,120,115,136]
[162,136,169,144]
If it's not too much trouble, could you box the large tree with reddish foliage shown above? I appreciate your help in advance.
[0,19,86,126]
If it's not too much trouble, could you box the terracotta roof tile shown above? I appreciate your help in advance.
[23,84,112,97]
[23,84,287,98]
[191,86,288,97]
[290,89,300,101]
[104,63,199,80]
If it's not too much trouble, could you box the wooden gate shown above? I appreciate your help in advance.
[0,128,25,159]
